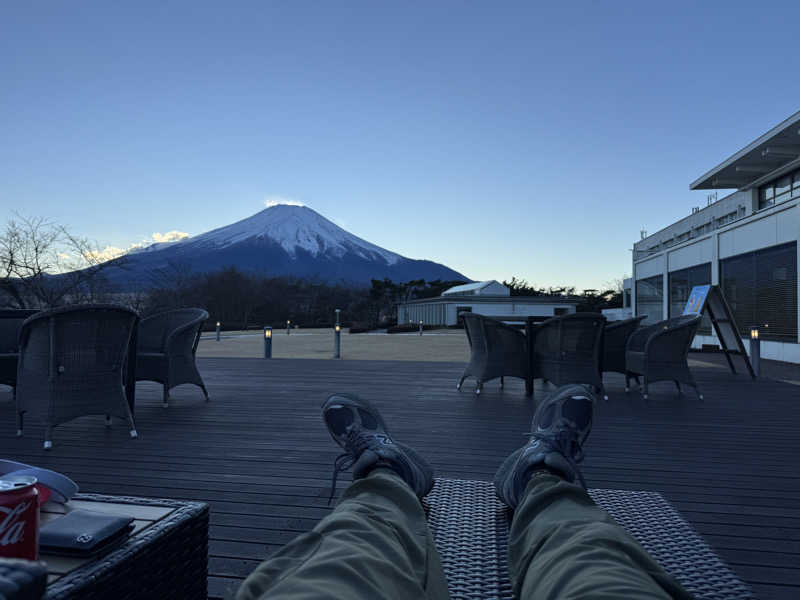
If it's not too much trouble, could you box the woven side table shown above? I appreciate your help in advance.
[424,478,753,600]
[40,493,208,600]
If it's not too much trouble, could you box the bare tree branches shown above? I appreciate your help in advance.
[0,215,127,308]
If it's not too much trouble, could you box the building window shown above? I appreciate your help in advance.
[636,275,663,324]
[668,263,712,334]
[720,242,797,342]
[759,166,800,209]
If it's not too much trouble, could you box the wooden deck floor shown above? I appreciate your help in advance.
[1,354,798,599]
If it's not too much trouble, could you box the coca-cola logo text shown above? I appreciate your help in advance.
[0,502,30,546]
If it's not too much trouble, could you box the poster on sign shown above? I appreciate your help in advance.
[683,284,710,316]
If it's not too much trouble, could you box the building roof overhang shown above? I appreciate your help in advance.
[690,110,800,190]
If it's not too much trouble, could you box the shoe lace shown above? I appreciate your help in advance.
[524,429,588,489]
[327,428,373,505]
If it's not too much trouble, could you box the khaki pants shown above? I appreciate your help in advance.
[236,469,693,600]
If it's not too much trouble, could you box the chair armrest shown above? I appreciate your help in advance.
[165,321,204,356]
[644,319,700,359]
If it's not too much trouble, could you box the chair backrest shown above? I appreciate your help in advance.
[533,313,606,385]
[461,313,489,356]
[535,313,606,359]
[0,310,39,354]
[138,308,209,353]
[644,315,702,360]
[461,313,528,380]
[18,305,139,383]
[604,316,646,355]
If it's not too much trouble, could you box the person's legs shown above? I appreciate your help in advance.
[495,384,693,600]
[236,393,450,600]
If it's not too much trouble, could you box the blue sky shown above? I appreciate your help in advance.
[2,1,799,289]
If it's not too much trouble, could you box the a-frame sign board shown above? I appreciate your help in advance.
[683,285,756,379]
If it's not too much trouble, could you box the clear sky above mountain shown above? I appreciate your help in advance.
[2,1,799,289]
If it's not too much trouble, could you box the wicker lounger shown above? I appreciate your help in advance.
[424,478,753,600]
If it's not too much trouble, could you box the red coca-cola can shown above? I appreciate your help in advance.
[0,476,40,560]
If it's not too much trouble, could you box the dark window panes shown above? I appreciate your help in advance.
[721,242,797,342]
[669,263,712,334]
[636,275,663,324]
[775,176,791,197]
[759,186,774,209]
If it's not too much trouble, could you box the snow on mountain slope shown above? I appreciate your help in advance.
[104,204,469,287]
[185,204,401,264]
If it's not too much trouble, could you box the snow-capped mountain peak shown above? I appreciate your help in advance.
[189,204,401,265]
[106,204,469,288]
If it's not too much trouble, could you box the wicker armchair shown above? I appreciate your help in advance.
[0,310,39,400]
[530,313,606,398]
[625,314,703,400]
[15,305,139,450]
[601,316,646,398]
[136,308,209,407]
[458,313,528,395]
[0,558,47,600]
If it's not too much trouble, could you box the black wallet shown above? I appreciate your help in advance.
[40,509,134,557]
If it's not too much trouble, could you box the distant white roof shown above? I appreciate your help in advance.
[442,280,509,296]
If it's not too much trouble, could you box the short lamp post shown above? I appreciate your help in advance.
[419,319,423,336]
[334,309,342,359]
[750,328,760,378]
[216,321,221,342]
[286,320,291,335]
[263,326,273,359]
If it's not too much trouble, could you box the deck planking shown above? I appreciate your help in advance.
[0,353,798,599]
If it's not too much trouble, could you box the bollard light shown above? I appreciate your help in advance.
[749,327,760,378]
[286,320,291,335]
[216,321,221,342]
[334,324,341,359]
[263,326,273,359]
[419,319,423,336]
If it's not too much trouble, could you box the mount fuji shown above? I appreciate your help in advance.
[105,204,469,287]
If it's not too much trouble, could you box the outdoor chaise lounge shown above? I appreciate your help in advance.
[601,315,646,399]
[458,313,528,395]
[625,314,703,400]
[0,309,39,401]
[530,312,606,398]
[136,308,210,407]
[15,304,139,449]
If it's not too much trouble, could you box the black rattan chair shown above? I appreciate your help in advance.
[625,315,703,400]
[0,310,39,401]
[0,558,47,600]
[16,305,139,450]
[601,315,646,399]
[458,313,528,395]
[530,313,606,399]
[136,308,209,407]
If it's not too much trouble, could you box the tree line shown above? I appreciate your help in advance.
[0,215,623,328]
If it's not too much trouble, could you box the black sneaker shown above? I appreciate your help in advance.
[494,384,596,509]
[323,393,434,503]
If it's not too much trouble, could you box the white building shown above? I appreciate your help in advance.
[632,111,800,363]
[397,280,579,327]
